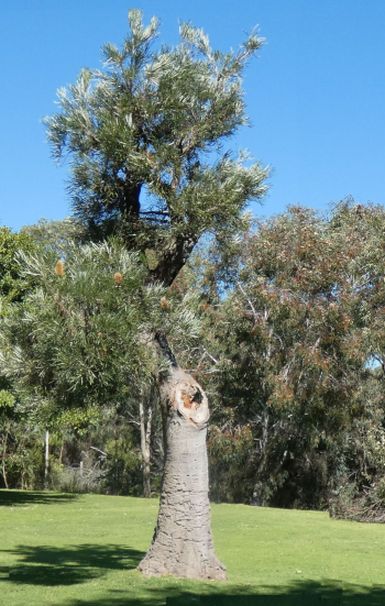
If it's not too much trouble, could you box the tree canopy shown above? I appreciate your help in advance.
[45,9,267,285]
[0,227,34,311]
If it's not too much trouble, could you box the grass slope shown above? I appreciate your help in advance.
[0,490,384,605]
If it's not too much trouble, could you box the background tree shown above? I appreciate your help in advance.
[0,227,37,489]
[21,218,84,257]
[325,201,385,520]
[196,203,385,510]
[0,227,34,311]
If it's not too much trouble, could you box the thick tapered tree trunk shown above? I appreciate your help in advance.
[138,350,226,580]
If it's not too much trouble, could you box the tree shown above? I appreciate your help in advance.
[219,207,365,507]
[193,202,385,510]
[44,10,267,579]
[0,227,37,489]
[21,218,84,257]
[0,227,34,311]
[324,201,385,520]
[0,240,198,497]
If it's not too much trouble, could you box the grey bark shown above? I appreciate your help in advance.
[138,364,226,580]
[139,396,153,498]
[1,430,9,489]
[44,430,49,488]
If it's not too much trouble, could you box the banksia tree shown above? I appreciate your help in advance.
[44,9,268,579]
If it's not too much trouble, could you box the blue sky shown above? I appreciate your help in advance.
[1,0,385,230]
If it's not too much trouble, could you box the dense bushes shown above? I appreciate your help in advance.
[196,203,385,512]
[2,203,385,517]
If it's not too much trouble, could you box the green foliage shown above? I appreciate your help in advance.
[0,227,35,310]
[0,389,15,409]
[45,10,267,284]
[0,418,45,489]
[1,241,159,410]
[104,426,142,495]
[1,238,202,405]
[4,203,385,505]
[191,202,385,509]
[21,218,85,257]
[208,423,254,502]
[55,406,102,437]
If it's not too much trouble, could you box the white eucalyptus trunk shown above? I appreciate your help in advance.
[44,430,49,488]
[138,366,226,580]
[139,397,153,498]
[1,430,9,489]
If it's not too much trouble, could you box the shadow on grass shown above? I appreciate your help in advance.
[0,489,78,507]
[66,581,385,606]
[1,543,144,586]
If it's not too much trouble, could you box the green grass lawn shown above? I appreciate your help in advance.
[0,490,384,605]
